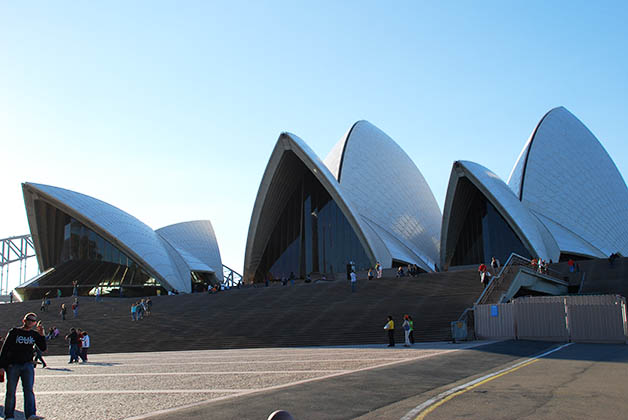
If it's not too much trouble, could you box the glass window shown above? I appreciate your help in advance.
[255,156,370,282]
[449,178,531,266]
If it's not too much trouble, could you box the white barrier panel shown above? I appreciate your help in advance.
[474,303,515,340]
[568,304,626,343]
[516,302,568,342]
[474,295,627,343]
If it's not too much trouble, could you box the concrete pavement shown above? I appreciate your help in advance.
[1,341,627,420]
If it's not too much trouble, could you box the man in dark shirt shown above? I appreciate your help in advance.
[0,312,47,420]
[65,328,80,364]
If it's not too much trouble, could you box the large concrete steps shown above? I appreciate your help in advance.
[0,269,483,356]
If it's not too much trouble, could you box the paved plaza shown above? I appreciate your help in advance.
[2,341,628,420]
[1,342,485,420]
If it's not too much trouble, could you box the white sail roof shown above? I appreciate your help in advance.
[441,161,560,268]
[508,107,628,257]
[324,121,442,271]
[22,183,222,293]
[156,220,223,281]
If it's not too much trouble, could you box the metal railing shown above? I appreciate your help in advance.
[222,265,243,288]
[477,253,532,305]
[454,253,566,341]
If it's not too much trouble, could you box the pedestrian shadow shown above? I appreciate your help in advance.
[82,362,120,366]
[0,407,24,419]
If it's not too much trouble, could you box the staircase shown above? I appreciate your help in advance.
[0,270,483,356]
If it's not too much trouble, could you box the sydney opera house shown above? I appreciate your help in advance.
[17,106,628,297]
[17,183,223,299]
[243,107,628,283]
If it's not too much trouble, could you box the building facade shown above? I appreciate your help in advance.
[19,182,223,299]
[243,121,442,283]
[442,107,628,268]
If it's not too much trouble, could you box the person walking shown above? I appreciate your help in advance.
[384,316,395,347]
[33,344,47,369]
[145,297,152,316]
[408,315,415,344]
[478,263,488,288]
[65,328,80,364]
[79,331,90,363]
[0,312,47,420]
[490,256,500,275]
[367,268,374,281]
[376,262,383,279]
[60,303,67,321]
[402,315,412,347]
[350,270,357,293]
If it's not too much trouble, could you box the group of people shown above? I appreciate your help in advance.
[58,297,81,321]
[383,314,415,347]
[65,327,90,364]
[46,326,60,340]
[478,256,502,288]
[130,298,152,321]
[395,264,421,278]
[531,257,551,274]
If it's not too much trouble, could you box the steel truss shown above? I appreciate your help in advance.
[1,234,37,294]
[222,264,243,287]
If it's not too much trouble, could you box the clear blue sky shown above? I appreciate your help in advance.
[1,1,627,288]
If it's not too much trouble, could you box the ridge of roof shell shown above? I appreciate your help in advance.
[324,120,362,181]
[508,107,628,257]
[22,182,192,292]
[324,120,442,271]
[441,161,560,268]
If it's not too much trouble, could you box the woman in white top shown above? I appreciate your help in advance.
[80,332,90,362]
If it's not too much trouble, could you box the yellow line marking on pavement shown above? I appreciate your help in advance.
[416,359,539,420]
[400,342,573,420]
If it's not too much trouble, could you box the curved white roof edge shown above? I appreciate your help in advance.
[509,106,628,256]
[324,120,442,271]
[324,121,361,181]
[156,220,223,281]
[507,108,554,198]
[244,132,393,281]
[22,182,190,293]
[441,161,560,268]
[530,211,606,258]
